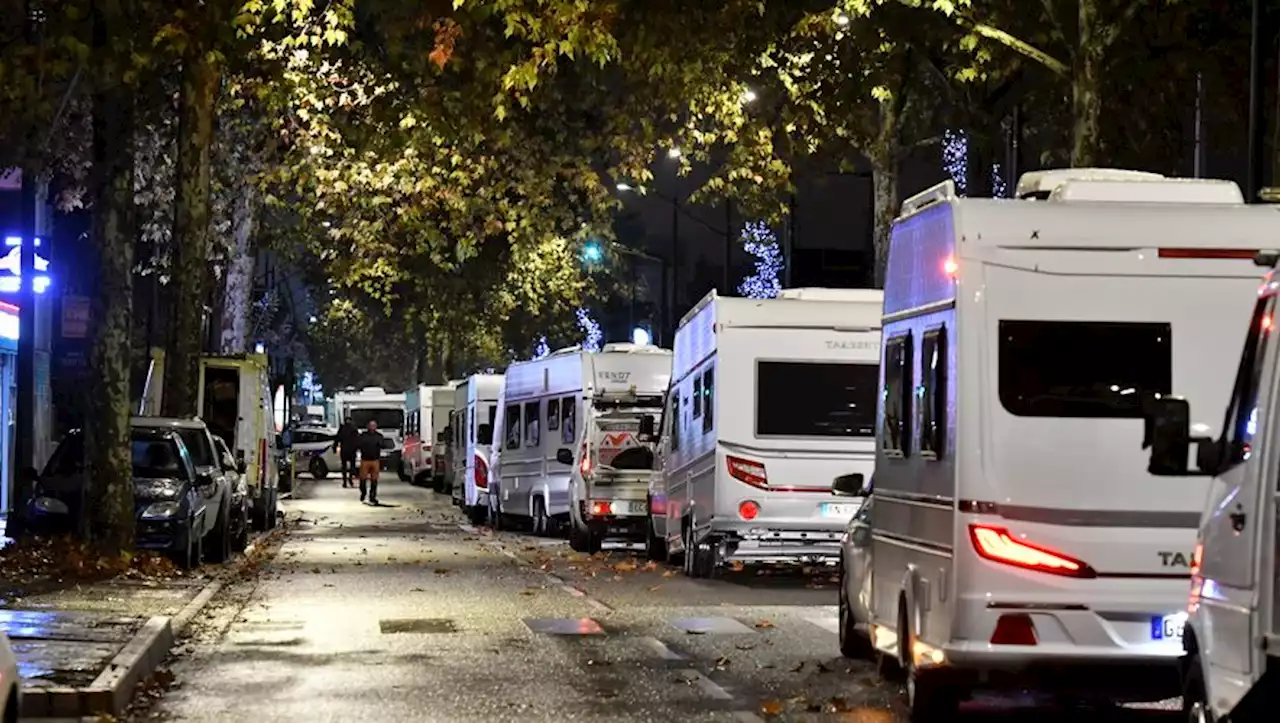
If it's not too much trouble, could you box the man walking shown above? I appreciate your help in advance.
[332,417,360,488]
[356,419,385,504]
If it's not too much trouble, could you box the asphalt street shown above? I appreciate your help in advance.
[140,475,1181,722]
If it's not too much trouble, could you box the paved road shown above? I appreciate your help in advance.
[143,476,1180,722]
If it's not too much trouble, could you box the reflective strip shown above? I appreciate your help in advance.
[959,500,1200,529]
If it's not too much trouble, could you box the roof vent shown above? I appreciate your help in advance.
[777,288,883,303]
[361,386,386,394]
[1016,169,1164,199]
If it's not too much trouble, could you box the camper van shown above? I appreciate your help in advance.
[332,387,405,470]
[1141,264,1280,723]
[450,374,502,525]
[655,288,882,575]
[402,384,456,486]
[853,170,1280,719]
[491,344,670,548]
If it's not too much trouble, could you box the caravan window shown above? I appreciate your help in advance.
[1220,298,1275,468]
[350,408,404,430]
[702,369,715,433]
[548,398,561,431]
[468,407,475,443]
[504,404,522,449]
[692,377,703,419]
[920,327,947,457]
[998,320,1172,418]
[758,361,877,437]
[882,334,913,455]
[524,401,541,447]
[561,397,576,444]
[671,392,681,451]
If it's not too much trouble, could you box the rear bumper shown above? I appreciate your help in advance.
[928,645,1181,700]
[710,520,845,563]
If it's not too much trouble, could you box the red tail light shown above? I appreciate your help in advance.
[474,455,488,489]
[590,500,612,517]
[968,524,1096,578]
[1158,248,1257,259]
[726,456,768,488]
[990,614,1038,646]
[738,500,760,520]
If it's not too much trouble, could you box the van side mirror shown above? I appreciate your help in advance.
[1143,397,1216,476]
[236,458,248,474]
[477,423,493,445]
[556,448,574,465]
[832,472,867,497]
[638,415,655,441]
[196,471,216,489]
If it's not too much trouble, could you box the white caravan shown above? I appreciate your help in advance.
[402,384,456,487]
[656,288,882,576]
[1142,264,1280,723]
[332,387,405,470]
[450,374,502,525]
[492,344,669,548]
[858,170,1280,720]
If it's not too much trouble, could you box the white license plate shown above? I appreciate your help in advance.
[1151,612,1187,641]
[612,500,646,515]
[820,502,859,518]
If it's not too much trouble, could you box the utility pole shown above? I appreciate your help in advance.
[17,0,45,487]
[722,200,733,295]
[1247,0,1265,201]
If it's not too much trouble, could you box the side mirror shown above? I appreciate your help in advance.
[832,472,867,497]
[556,448,574,465]
[638,415,656,441]
[196,471,216,488]
[1143,397,1214,476]
[477,423,493,445]
[275,434,285,449]
[236,458,248,474]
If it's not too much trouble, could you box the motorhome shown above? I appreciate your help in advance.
[450,374,502,525]
[332,387,405,470]
[402,384,456,486]
[656,288,882,574]
[491,344,670,548]
[1142,265,1280,723]
[140,349,280,530]
[858,170,1280,719]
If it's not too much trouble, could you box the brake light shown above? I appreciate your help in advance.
[738,500,760,520]
[474,455,488,489]
[726,456,767,488]
[1158,248,1257,259]
[968,524,1096,578]
[943,257,958,276]
[990,614,1038,646]
[590,500,612,517]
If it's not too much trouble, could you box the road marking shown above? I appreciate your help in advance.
[805,615,840,635]
[584,596,612,612]
[680,669,733,700]
[639,636,684,660]
[562,585,586,597]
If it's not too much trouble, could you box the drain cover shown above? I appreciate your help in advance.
[379,618,457,634]
[523,618,605,635]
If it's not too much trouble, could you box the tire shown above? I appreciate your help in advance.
[1183,655,1213,723]
[900,605,959,722]
[204,502,232,564]
[533,498,549,537]
[232,503,249,552]
[309,458,328,480]
[397,460,411,482]
[267,488,279,529]
[569,521,601,553]
[644,509,667,562]
[684,523,716,579]
[838,570,872,658]
[466,504,487,527]
[489,496,504,531]
[173,516,203,570]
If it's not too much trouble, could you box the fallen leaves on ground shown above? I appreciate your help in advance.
[754,619,775,629]
[760,700,783,716]
[433,568,451,575]
[0,535,185,589]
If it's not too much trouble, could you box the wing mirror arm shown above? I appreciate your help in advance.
[1143,396,1221,477]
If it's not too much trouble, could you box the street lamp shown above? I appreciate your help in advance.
[631,327,651,346]
[741,88,758,104]
[667,147,681,159]
[581,241,604,264]
[616,182,633,192]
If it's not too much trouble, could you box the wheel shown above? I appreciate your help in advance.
[644,510,667,562]
[489,496,504,531]
[1183,655,1213,723]
[204,503,232,563]
[533,497,549,537]
[232,503,249,552]
[172,525,199,570]
[267,488,279,529]
[684,523,717,579]
[900,605,959,722]
[397,460,411,482]
[838,569,872,658]
[309,457,328,480]
[569,521,601,553]
[466,504,488,527]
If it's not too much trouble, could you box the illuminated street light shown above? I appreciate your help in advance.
[582,241,604,264]
[631,327,651,346]
[616,182,633,192]
[741,88,758,104]
[667,148,681,159]
[835,13,849,26]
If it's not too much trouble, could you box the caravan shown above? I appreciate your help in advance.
[332,387,405,470]
[491,344,670,547]
[852,170,1280,718]
[656,288,882,574]
[450,374,502,525]
[402,384,456,487]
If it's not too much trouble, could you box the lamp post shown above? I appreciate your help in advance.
[1247,0,1265,201]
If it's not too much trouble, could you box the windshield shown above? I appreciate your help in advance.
[132,437,188,479]
[349,408,404,431]
[593,412,656,470]
[202,366,239,447]
[44,431,85,476]
[177,428,215,467]
[756,361,878,437]
[998,320,1172,418]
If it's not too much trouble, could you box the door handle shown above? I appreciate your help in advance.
[1230,505,1247,533]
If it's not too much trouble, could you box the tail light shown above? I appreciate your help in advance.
[590,500,612,517]
[968,524,1096,578]
[990,614,1038,646]
[474,455,488,489]
[738,500,760,520]
[579,442,592,477]
[726,456,767,488]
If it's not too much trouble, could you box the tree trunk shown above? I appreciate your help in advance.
[1072,0,1105,167]
[87,0,136,553]
[966,129,996,198]
[871,160,898,289]
[162,47,221,417]
[218,185,256,354]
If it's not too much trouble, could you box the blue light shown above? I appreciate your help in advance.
[582,242,604,264]
[4,236,42,247]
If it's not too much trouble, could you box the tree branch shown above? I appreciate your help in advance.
[1039,0,1074,58]
[957,16,1069,76]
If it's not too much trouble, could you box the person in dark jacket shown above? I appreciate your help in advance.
[356,420,385,504]
[332,419,360,488]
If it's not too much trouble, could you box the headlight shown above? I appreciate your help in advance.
[141,501,182,520]
[135,479,182,499]
[33,497,69,515]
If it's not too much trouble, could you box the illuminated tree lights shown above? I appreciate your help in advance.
[943,129,968,195]
[532,336,550,359]
[737,221,782,299]
[577,308,602,352]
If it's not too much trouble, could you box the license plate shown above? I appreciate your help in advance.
[621,500,647,515]
[820,502,859,518]
[1151,612,1187,641]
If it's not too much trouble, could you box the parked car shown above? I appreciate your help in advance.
[290,425,341,479]
[0,631,18,723]
[212,435,251,552]
[30,421,235,567]
[837,490,875,659]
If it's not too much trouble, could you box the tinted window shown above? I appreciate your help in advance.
[561,397,576,444]
[45,431,85,476]
[132,438,185,479]
[177,428,215,467]
[692,377,703,418]
[919,327,947,458]
[882,334,912,455]
[349,408,404,430]
[1222,298,1274,465]
[670,392,681,451]
[702,368,715,433]
[757,361,878,438]
[202,366,239,448]
[505,404,522,449]
[998,320,1172,418]
[548,398,561,431]
[524,401,541,447]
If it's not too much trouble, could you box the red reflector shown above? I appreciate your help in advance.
[474,456,488,489]
[738,500,760,520]
[990,614,1038,646]
[590,500,612,517]
[969,524,1096,578]
[1158,248,1257,259]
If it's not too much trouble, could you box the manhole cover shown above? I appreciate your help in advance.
[523,618,604,635]
[669,617,754,634]
[379,618,457,634]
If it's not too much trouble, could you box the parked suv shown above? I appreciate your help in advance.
[29,417,239,567]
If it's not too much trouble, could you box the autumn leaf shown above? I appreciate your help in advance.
[754,619,775,629]
[760,700,783,716]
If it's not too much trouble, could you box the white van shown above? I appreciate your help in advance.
[450,374,502,525]
[402,384,456,486]
[332,387,406,470]
[1142,264,1280,723]
[655,288,882,576]
[860,170,1280,719]
[491,344,669,547]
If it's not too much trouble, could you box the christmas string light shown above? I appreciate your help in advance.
[943,129,968,196]
[532,336,550,359]
[577,308,602,352]
[991,163,1007,198]
[737,221,783,299]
